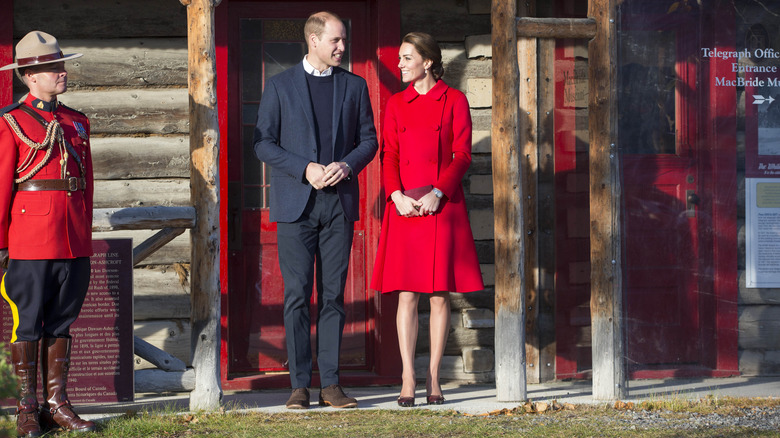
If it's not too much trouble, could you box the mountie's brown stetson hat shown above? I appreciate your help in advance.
[0,30,83,71]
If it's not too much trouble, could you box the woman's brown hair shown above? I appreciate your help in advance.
[402,32,444,81]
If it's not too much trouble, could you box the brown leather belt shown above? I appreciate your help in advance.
[15,177,86,192]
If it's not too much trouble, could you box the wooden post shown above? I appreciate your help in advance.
[518,2,539,385]
[536,36,557,384]
[587,0,625,400]
[492,0,526,402]
[181,0,222,411]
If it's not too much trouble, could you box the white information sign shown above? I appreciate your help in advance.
[746,178,780,287]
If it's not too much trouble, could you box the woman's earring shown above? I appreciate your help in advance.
[424,68,428,76]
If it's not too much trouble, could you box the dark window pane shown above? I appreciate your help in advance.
[619,30,677,155]
[244,186,264,209]
[243,104,258,125]
[242,40,263,102]
[264,42,305,81]
[241,19,263,40]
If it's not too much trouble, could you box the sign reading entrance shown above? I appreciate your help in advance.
[1,239,134,404]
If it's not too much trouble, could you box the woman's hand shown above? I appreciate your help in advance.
[391,190,423,217]
[417,191,441,216]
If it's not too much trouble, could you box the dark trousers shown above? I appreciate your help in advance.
[1,258,91,342]
[277,190,354,389]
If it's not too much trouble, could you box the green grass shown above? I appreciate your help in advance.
[1,397,778,437]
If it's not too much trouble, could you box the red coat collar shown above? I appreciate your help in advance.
[402,79,448,103]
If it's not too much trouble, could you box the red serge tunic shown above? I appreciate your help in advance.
[0,94,94,260]
[371,80,483,294]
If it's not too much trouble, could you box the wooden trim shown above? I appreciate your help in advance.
[587,0,625,400]
[537,37,556,383]
[492,0,526,402]
[519,13,539,385]
[0,0,11,106]
[517,17,597,39]
[371,0,402,379]
[183,0,222,411]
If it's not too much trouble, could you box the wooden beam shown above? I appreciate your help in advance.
[516,17,597,39]
[92,206,196,231]
[134,336,187,372]
[518,13,539,385]
[133,227,187,266]
[492,0,526,402]
[536,37,557,383]
[181,0,222,411]
[587,0,626,400]
[135,369,196,393]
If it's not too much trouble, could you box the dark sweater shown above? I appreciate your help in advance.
[305,74,335,166]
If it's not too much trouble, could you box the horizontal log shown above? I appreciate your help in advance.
[134,336,187,371]
[58,89,188,135]
[414,355,494,383]
[64,38,187,87]
[134,320,191,370]
[92,207,195,231]
[134,268,191,321]
[134,267,190,296]
[516,17,597,39]
[93,230,190,265]
[738,305,780,350]
[92,136,189,180]
[135,369,195,393]
[417,313,494,356]
[739,349,780,375]
[14,0,187,39]
[93,179,191,209]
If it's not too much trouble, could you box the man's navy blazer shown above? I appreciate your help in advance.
[254,63,378,223]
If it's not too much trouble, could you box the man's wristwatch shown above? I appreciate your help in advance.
[432,188,444,198]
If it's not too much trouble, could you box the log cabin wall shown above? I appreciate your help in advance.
[401,0,498,383]
[11,0,193,371]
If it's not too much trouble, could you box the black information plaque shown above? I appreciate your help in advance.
[1,239,134,405]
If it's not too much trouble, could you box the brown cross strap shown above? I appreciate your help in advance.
[15,177,86,192]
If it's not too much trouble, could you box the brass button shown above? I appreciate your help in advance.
[20,209,25,213]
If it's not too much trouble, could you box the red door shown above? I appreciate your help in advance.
[620,8,703,368]
[217,0,400,389]
[554,0,738,378]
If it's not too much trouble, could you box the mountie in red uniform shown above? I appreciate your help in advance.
[0,30,97,436]
[0,94,94,261]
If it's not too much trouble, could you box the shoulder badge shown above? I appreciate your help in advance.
[0,102,22,117]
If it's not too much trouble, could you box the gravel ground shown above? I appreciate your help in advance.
[492,406,780,433]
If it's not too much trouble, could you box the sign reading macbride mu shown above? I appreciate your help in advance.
[702,47,780,86]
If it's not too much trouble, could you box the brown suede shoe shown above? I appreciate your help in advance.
[285,388,310,409]
[318,384,357,408]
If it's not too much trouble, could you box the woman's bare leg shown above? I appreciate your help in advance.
[397,291,420,397]
[427,292,450,397]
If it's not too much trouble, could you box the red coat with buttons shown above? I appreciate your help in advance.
[371,80,483,293]
[0,94,94,260]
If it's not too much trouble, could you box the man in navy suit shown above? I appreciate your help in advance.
[254,11,378,409]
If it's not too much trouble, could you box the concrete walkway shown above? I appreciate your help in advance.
[76,376,780,420]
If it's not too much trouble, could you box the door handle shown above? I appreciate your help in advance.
[686,190,698,217]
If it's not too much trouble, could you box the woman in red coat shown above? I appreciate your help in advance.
[371,32,483,407]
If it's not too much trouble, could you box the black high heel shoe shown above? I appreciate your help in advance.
[426,394,445,405]
[397,396,415,407]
